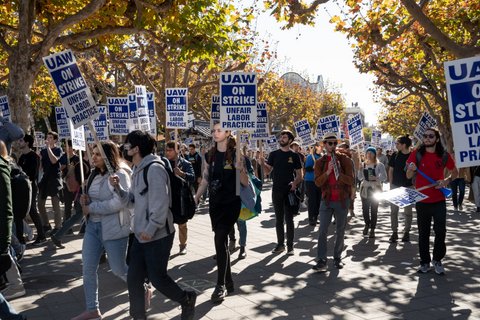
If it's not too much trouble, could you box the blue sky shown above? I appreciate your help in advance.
[253,2,381,126]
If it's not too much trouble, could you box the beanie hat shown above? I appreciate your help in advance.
[366,147,376,156]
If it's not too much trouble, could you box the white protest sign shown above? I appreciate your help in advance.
[347,113,364,147]
[184,137,194,145]
[107,97,129,135]
[294,119,316,146]
[220,72,257,131]
[0,96,10,122]
[165,88,188,129]
[43,49,98,128]
[169,131,176,141]
[413,112,437,142]
[85,105,108,143]
[371,130,381,147]
[316,115,340,141]
[55,106,70,140]
[445,56,480,168]
[135,85,150,132]
[68,119,86,151]
[240,132,250,144]
[378,187,429,208]
[266,135,278,152]
[248,139,257,151]
[127,93,139,131]
[34,131,45,148]
[210,95,220,128]
[251,102,269,140]
[147,92,157,136]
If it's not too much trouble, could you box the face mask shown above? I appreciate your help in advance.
[122,148,133,162]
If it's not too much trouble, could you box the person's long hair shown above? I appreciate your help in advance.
[208,134,236,165]
[94,141,121,175]
[417,127,445,157]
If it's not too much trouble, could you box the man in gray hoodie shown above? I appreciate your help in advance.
[112,130,196,320]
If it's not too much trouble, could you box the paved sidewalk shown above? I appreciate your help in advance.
[11,181,480,319]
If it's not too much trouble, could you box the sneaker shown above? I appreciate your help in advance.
[51,235,65,249]
[2,285,26,300]
[389,232,398,243]
[16,244,26,262]
[417,263,431,274]
[363,225,369,236]
[369,230,375,238]
[286,247,294,256]
[179,245,187,255]
[271,244,285,253]
[401,232,410,242]
[181,290,197,320]
[432,260,445,275]
[144,284,153,310]
[333,258,344,269]
[32,237,47,246]
[70,309,102,320]
[238,246,246,260]
[211,285,226,303]
[312,259,327,272]
[225,282,234,294]
[228,240,236,253]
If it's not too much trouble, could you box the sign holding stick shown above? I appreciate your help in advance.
[43,49,98,128]
[135,85,150,132]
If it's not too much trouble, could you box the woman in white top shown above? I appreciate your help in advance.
[357,147,387,238]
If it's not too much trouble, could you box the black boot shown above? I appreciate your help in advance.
[238,246,246,260]
[363,224,369,236]
[211,285,227,303]
[181,290,197,320]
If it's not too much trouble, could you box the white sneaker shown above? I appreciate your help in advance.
[432,260,445,275]
[2,285,26,300]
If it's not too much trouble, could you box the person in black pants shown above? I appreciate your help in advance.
[194,123,250,303]
[17,134,45,244]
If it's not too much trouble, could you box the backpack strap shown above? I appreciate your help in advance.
[416,150,449,167]
[140,160,164,196]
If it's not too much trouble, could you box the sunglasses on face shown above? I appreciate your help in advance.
[325,141,338,146]
[423,134,436,139]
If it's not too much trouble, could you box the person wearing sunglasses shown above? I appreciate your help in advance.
[406,127,458,275]
[312,132,355,272]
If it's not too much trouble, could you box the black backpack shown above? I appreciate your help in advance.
[10,164,32,219]
[141,157,196,225]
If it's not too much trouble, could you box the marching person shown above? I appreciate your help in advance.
[305,142,322,226]
[312,133,355,272]
[406,128,458,275]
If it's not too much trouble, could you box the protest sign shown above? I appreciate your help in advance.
[34,131,45,149]
[294,119,316,146]
[0,96,10,121]
[127,93,139,131]
[135,85,150,132]
[316,115,340,141]
[147,92,157,136]
[266,135,278,152]
[413,112,437,142]
[210,95,220,128]
[371,130,381,147]
[85,105,108,143]
[68,119,86,151]
[43,49,98,128]
[107,97,129,135]
[165,88,188,129]
[445,56,480,168]
[55,106,70,140]
[240,132,250,145]
[220,72,257,130]
[378,187,429,208]
[251,102,269,140]
[184,137,194,145]
[347,113,364,147]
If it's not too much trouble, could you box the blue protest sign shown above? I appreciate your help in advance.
[0,96,10,122]
[128,93,139,131]
[85,105,108,143]
[251,102,269,140]
[371,130,381,147]
[107,97,129,135]
[165,88,188,129]
[266,135,278,152]
[55,106,71,140]
[347,113,364,147]
[294,119,315,146]
[316,115,340,141]
[43,50,98,128]
[135,85,150,132]
[210,95,220,128]
[445,56,480,168]
[147,92,157,136]
[413,112,437,142]
[220,72,257,130]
